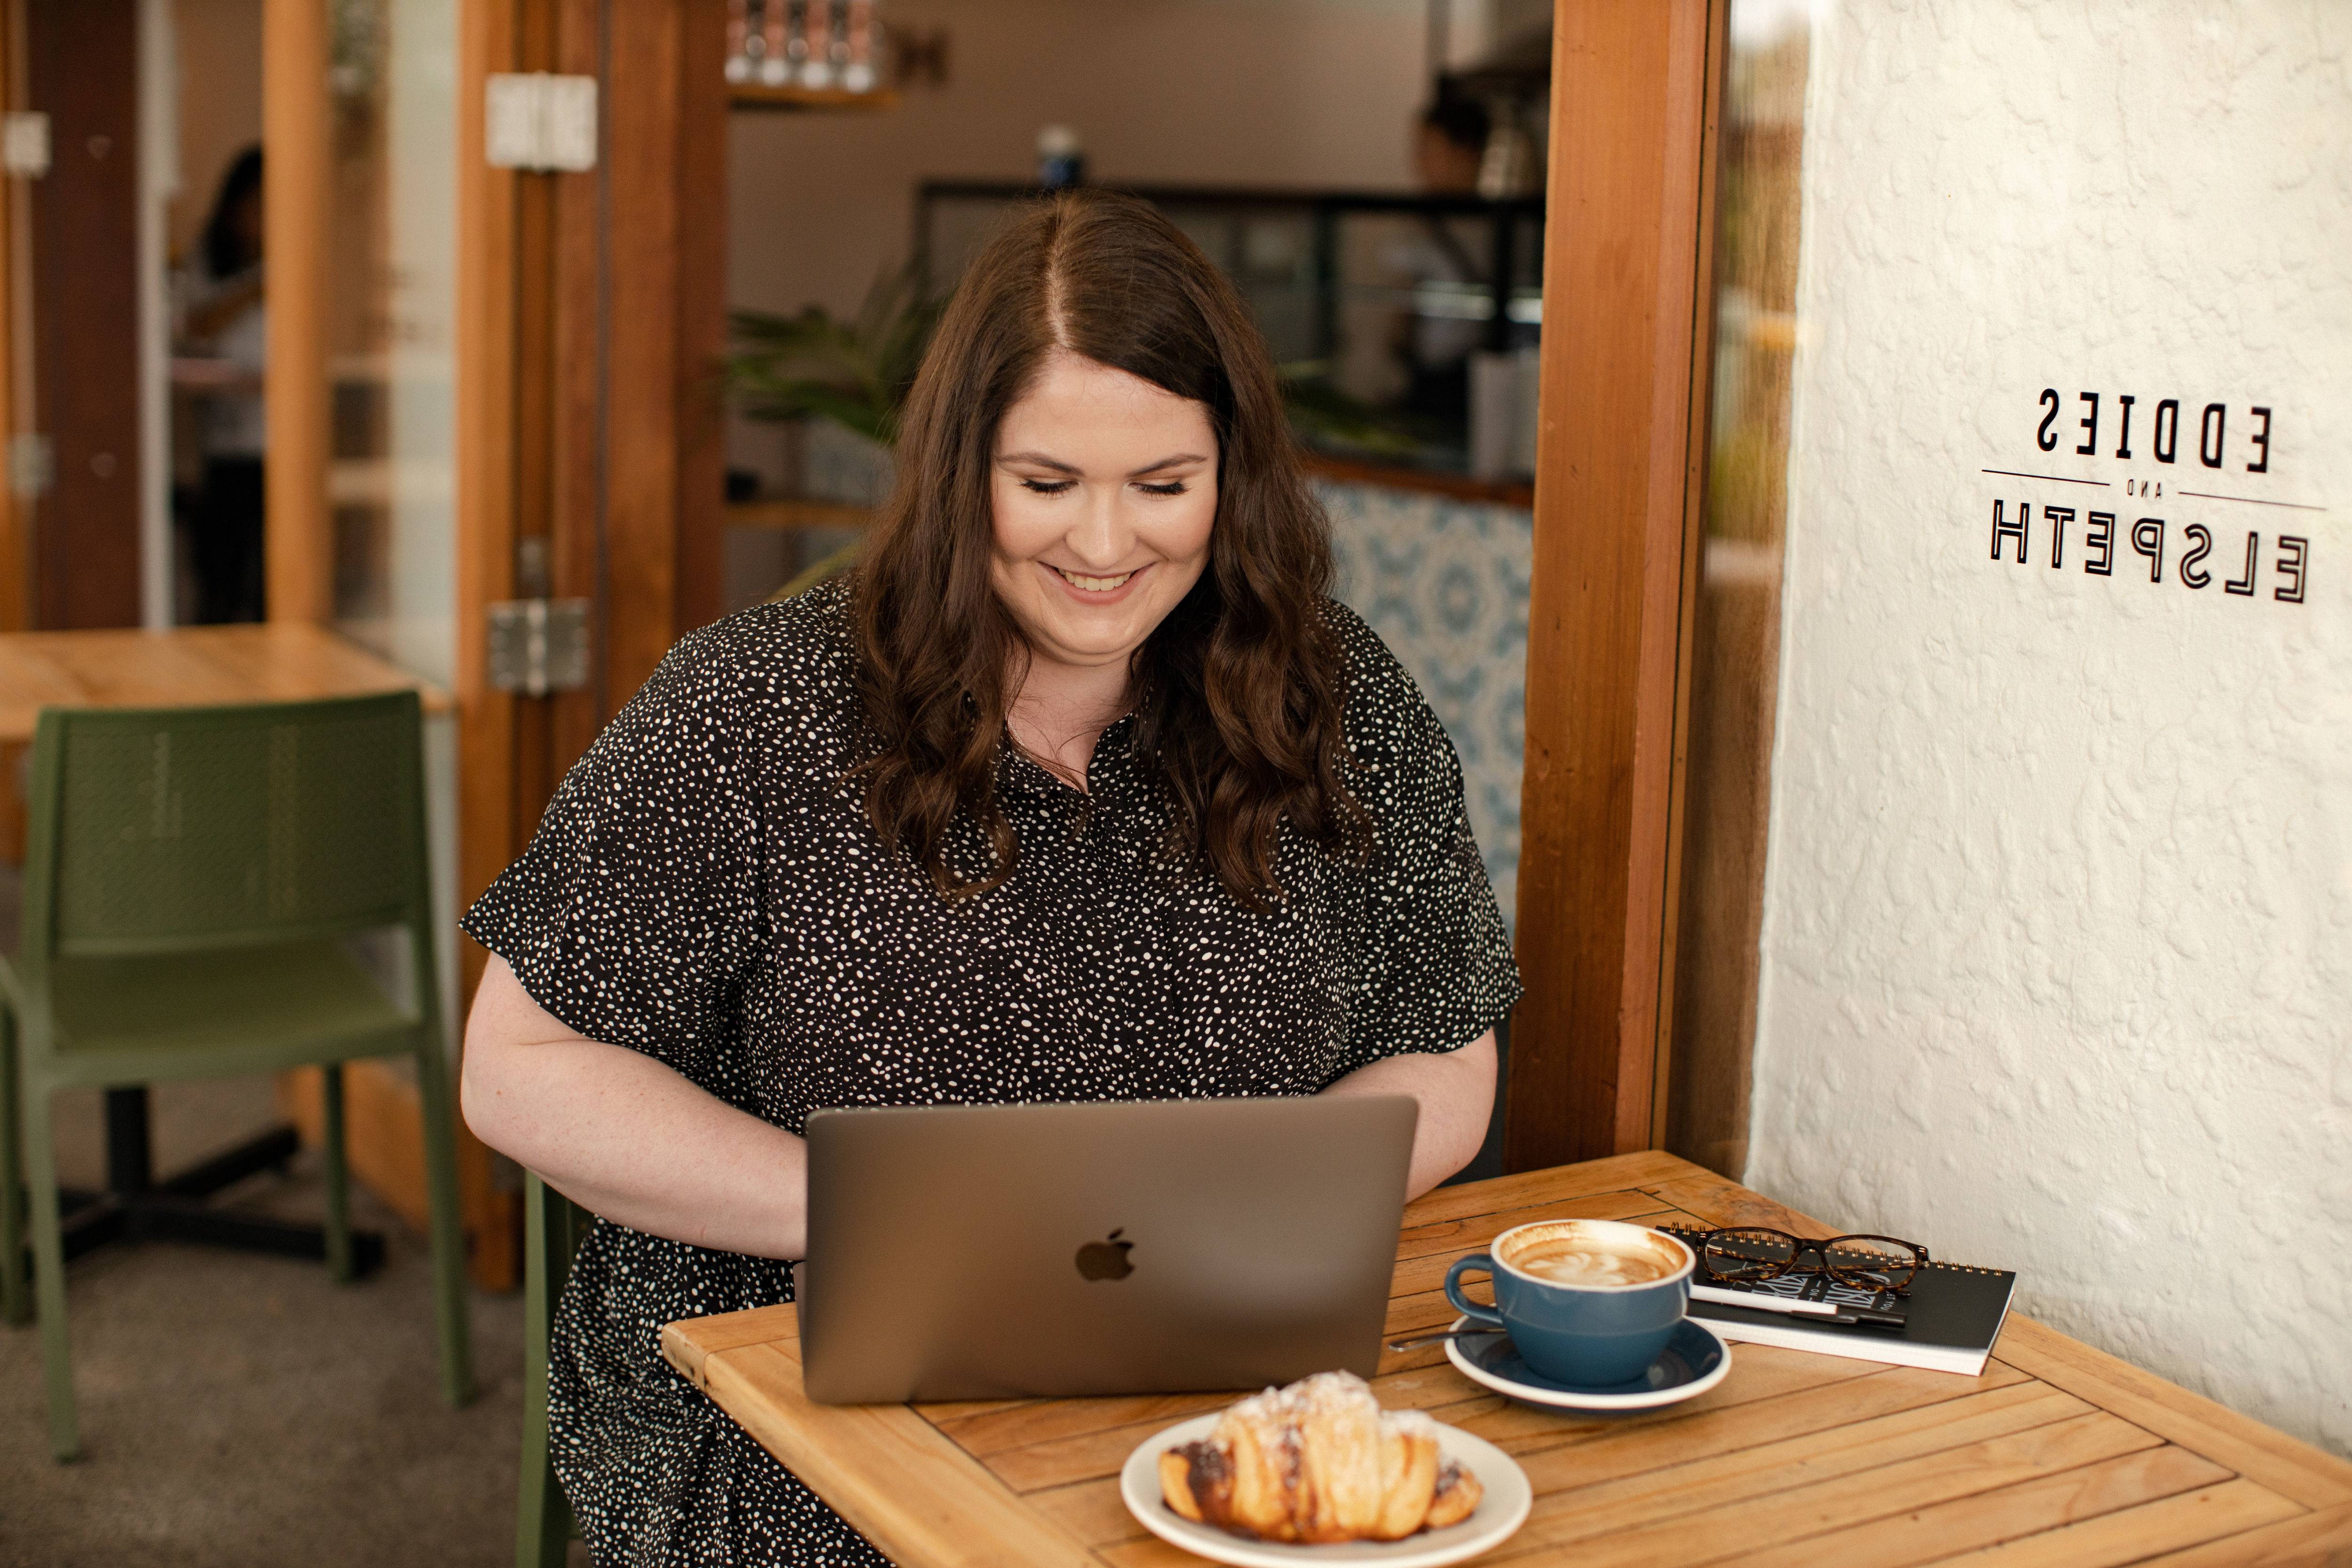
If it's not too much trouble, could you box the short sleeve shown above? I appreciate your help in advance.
[460,628,768,1091]
[1333,637,1522,1075]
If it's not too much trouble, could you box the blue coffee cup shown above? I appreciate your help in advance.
[1442,1219,1694,1386]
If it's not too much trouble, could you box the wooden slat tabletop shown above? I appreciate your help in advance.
[661,1152,2352,1567]
[0,623,450,744]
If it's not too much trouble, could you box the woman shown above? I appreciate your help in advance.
[461,191,1520,1566]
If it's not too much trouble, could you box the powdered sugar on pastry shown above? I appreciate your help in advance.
[1160,1371,1483,1544]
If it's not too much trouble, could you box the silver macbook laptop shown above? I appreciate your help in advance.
[799,1095,1418,1404]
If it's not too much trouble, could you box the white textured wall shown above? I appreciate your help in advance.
[1748,2,2352,1456]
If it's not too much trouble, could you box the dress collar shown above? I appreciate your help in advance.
[1000,712,1141,802]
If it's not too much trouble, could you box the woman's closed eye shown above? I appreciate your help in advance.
[1017,477,1190,497]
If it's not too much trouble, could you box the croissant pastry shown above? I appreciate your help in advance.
[1158,1371,1483,1543]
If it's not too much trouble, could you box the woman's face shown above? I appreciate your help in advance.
[990,349,1218,685]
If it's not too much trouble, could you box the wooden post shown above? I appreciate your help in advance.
[445,0,730,1287]
[604,0,728,703]
[0,0,21,861]
[0,0,23,636]
[261,0,330,623]
[1507,0,1726,1169]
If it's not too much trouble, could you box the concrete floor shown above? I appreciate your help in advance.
[0,868,575,1567]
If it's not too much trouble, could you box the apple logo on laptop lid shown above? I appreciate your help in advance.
[1075,1228,1136,1281]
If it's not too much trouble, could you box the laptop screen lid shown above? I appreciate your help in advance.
[800,1095,1418,1405]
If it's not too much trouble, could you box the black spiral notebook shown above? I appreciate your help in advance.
[1653,1225,2018,1377]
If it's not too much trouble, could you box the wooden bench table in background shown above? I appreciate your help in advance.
[0,619,450,864]
[0,621,450,745]
[662,1152,2352,1567]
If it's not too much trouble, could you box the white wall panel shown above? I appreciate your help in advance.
[1748,0,2351,1456]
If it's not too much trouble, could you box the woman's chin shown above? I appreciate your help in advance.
[1013,599,1165,667]
[1026,626,1151,671]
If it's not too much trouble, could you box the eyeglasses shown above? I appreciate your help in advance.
[1695,1228,1929,1296]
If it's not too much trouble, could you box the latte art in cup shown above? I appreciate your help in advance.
[1494,1223,1690,1289]
[1508,1238,1679,1288]
[1444,1217,1696,1385]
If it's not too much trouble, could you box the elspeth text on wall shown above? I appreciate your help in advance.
[1982,389,2323,602]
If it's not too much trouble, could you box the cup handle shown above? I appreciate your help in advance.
[1443,1254,1506,1329]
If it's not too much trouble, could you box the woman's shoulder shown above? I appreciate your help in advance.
[1322,598,1448,777]
[635,579,863,758]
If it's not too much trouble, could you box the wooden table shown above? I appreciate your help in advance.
[0,621,449,744]
[661,1152,2352,1567]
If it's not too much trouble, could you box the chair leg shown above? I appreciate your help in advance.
[413,1040,474,1408]
[23,1081,80,1460]
[322,1064,353,1285]
[0,1004,27,1327]
[518,1175,574,1568]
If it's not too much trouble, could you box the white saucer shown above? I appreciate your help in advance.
[1120,1410,1532,1567]
[1443,1315,1733,1411]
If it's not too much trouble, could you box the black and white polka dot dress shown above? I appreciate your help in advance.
[461,580,1521,1567]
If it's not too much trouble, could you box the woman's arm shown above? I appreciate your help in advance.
[460,956,810,1258]
[466,947,1493,1247]
[1322,1030,1498,1199]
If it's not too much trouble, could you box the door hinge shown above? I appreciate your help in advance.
[484,73,597,172]
[9,432,52,496]
[487,598,592,697]
[2,112,49,177]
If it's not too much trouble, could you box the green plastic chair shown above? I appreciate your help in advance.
[518,1171,590,1568]
[0,692,474,1459]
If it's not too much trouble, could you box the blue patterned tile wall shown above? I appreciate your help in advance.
[1317,478,1532,933]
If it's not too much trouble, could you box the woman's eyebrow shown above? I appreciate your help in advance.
[995,450,1211,477]
[997,449,1081,474]
[1128,453,1210,476]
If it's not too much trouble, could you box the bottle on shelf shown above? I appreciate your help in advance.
[764,0,796,87]
[841,0,879,92]
[726,0,754,83]
[1037,125,1085,188]
[798,0,835,88]
[728,0,888,96]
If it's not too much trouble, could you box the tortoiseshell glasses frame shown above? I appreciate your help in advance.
[1695,1228,1930,1296]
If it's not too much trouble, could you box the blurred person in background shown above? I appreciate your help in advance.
[1393,93,1490,428]
[177,145,267,624]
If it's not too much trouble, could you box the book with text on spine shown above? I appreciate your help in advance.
[1653,1225,2018,1377]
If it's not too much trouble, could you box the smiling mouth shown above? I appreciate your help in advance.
[1049,565,1141,594]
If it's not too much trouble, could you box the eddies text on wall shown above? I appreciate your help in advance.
[1982,388,2321,604]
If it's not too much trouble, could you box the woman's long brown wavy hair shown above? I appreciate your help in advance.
[850,190,1367,909]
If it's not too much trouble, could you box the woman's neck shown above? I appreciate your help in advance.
[1004,654,1133,792]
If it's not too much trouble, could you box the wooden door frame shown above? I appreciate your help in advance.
[457,0,729,958]
[452,0,728,1282]
[22,0,143,631]
[0,0,25,636]
[1504,0,1728,1170]
[261,0,329,625]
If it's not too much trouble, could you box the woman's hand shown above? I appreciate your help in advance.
[460,957,811,1259]
[1321,1031,1498,1199]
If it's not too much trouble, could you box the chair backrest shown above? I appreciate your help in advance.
[19,692,430,977]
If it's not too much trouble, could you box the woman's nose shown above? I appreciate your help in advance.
[1065,487,1133,567]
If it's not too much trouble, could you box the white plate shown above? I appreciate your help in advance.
[1443,1315,1733,1412]
[1119,1410,1532,1567]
